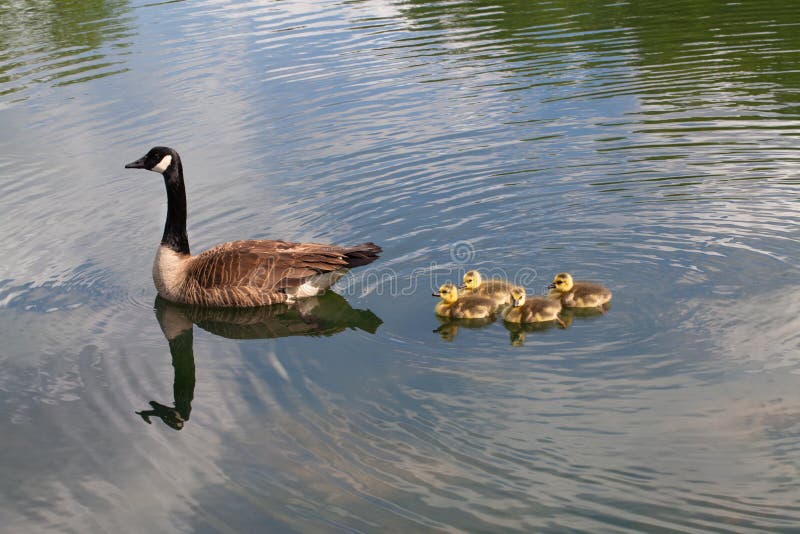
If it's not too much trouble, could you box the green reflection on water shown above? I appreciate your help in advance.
[0,0,132,96]
[395,0,798,105]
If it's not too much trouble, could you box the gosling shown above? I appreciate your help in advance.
[502,287,564,326]
[460,269,515,308]
[433,283,495,319]
[548,272,612,309]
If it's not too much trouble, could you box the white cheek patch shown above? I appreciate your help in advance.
[152,154,172,173]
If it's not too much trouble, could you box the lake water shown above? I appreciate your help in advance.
[1,0,800,531]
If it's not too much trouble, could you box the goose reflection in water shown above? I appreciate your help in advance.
[136,293,382,430]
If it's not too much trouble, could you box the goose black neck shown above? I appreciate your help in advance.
[169,327,195,422]
[162,158,190,255]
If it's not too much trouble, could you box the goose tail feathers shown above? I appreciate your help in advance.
[342,242,382,268]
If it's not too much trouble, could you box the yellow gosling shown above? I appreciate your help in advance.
[502,287,564,326]
[460,269,515,308]
[548,272,612,309]
[433,283,495,319]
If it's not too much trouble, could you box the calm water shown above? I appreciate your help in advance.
[2,0,800,531]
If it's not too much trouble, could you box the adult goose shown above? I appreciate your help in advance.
[125,146,381,307]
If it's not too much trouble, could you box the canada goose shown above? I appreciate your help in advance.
[125,147,381,307]
[502,287,564,326]
[460,269,514,308]
[433,283,494,319]
[548,272,612,309]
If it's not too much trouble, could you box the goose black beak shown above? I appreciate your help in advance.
[547,283,556,289]
[458,284,467,290]
[432,292,441,297]
[125,157,147,169]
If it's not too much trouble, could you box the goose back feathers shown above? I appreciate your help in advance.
[154,240,381,307]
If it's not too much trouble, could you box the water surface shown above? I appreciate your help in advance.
[2,0,800,531]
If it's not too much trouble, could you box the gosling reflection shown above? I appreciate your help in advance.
[433,316,495,342]
[503,317,570,347]
[503,305,611,346]
[563,304,611,319]
[137,293,382,430]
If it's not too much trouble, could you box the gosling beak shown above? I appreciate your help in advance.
[511,298,520,307]
[458,284,467,290]
[432,292,441,297]
[547,283,556,289]
[124,156,147,169]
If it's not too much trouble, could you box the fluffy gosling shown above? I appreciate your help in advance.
[547,272,612,309]
[502,287,564,326]
[460,269,515,308]
[433,283,495,319]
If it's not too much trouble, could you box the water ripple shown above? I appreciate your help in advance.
[0,1,134,105]
[2,0,800,531]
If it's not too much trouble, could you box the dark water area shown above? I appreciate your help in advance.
[1,0,800,531]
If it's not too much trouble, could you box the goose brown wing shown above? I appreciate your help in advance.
[186,239,352,292]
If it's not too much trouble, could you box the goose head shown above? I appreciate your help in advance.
[125,146,189,254]
[432,283,459,304]
[548,272,574,293]
[125,146,180,175]
[509,286,526,307]
[460,270,482,291]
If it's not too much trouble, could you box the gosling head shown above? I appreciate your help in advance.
[460,270,483,291]
[509,286,526,307]
[432,283,459,304]
[125,146,179,175]
[548,272,574,293]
